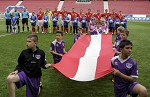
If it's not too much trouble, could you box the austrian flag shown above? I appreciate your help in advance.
[52,34,115,81]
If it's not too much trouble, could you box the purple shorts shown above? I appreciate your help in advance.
[114,82,138,97]
[15,71,41,97]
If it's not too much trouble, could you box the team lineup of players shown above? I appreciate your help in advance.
[5,7,127,34]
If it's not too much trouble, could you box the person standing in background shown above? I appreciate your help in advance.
[5,8,12,33]
[21,8,29,32]
[37,8,44,33]
[13,7,20,33]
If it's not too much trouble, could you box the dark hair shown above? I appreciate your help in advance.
[56,30,63,36]
[119,40,133,49]
[27,34,38,42]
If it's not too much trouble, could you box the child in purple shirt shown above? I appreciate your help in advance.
[91,20,102,35]
[111,40,147,97]
[113,26,125,51]
[50,30,67,64]
[74,26,83,43]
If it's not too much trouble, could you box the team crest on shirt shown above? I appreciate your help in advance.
[35,54,41,59]
[114,62,118,65]
[126,63,133,68]
[56,44,59,47]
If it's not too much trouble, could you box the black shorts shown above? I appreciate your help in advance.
[22,18,28,25]
[64,25,68,28]
[6,19,11,25]
[31,23,36,27]
[44,24,48,28]
[53,25,57,27]
[16,19,19,25]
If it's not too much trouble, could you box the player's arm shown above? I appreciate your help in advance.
[50,51,63,56]
[40,52,51,69]
[113,68,137,82]
[63,42,67,54]
[63,48,67,54]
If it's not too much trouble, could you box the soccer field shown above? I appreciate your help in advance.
[0,19,150,97]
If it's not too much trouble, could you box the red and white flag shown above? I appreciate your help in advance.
[52,34,114,81]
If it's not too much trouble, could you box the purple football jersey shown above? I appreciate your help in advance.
[91,27,102,35]
[114,34,121,50]
[50,39,65,63]
[50,39,65,54]
[111,56,138,95]
[74,34,81,43]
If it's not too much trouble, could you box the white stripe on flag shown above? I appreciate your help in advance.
[71,35,102,81]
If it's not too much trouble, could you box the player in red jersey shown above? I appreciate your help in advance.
[68,8,78,34]
[102,9,111,20]
[86,9,92,33]
[111,9,117,20]
[78,9,84,27]
[37,8,44,33]
[118,10,123,20]
[86,9,92,23]
[52,7,60,17]
[94,10,102,21]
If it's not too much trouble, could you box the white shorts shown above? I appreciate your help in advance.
[78,22,82,27]
[58,20,63,26]
[70,21,73,26]
[37,20,43,27]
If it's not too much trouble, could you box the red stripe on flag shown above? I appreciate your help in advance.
[52,35,91,78]
[95,34,114,79]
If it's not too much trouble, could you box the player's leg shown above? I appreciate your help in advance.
[6,19,9,33]
[41,20,44,33]
[74,26,77,34]
[9,20,12,33]
[46,27,48,33]
[63,26,66,33]
[26,19,29,32]
[43,25,46,33]
[7,73,20,97]
[37,20,40,33]
[13,25,16,33]
[32,25,36,34]
[70,21,73,34]
[22,19,25,32]
[132,84,148,97]
[73,26,75,34]
[86,22,89,33]
[17,19,20,33]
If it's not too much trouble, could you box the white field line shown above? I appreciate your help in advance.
[0,33,12,37]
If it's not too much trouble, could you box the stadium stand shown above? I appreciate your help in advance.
[0,0,18,12]
[108,1,150,14]
[62,0,104,13]
[20,0,60,13]
[0,0,149,21]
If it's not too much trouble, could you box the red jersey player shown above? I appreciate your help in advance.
[37,8,44,33]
